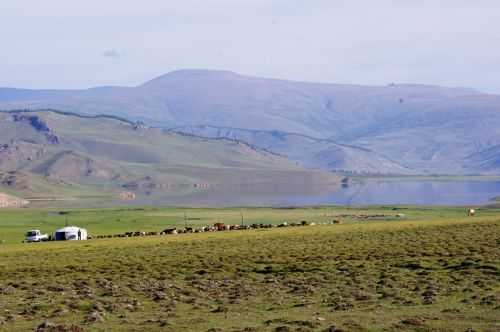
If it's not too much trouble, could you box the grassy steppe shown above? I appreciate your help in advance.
[0,207,499,331]
[0,206,491,244]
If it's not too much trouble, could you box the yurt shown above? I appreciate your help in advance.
[54,226,88,241]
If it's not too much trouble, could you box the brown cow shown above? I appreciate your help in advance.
[214,223,225,231]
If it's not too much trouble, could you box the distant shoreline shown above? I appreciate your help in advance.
[349,175,500,182]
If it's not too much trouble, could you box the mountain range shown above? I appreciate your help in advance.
[0,110,335,206]
[1,69,500,175]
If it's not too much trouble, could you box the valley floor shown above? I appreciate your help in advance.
[0,207,499,331]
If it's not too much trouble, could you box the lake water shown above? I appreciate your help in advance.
[127,179,500,207]
[283,179,500,207]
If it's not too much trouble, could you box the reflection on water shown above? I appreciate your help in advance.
[127,180,500,207]
[295,180,500,206]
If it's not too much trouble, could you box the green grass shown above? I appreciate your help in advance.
[0,206,500,331]
[0,205,490,244]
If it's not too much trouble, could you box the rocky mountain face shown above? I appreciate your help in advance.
[1,69,500,174]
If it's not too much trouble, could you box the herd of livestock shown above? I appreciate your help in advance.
[91,209,480,240]
[93,220,334,239]
[23,209,478,242]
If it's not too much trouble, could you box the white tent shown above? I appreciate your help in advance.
[54,226,88,241]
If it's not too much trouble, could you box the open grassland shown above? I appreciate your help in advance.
[0,207,500,331]
[0,206,495,244]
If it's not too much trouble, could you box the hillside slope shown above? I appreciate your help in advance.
[1,69,500,174]
[465,144,500,173]
[0,110,338,205]
[170,125,412,174]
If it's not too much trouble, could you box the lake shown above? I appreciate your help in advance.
[125,179,500,207]
[282,179,500,207]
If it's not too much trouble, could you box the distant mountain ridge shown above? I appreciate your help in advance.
[168,125,413,174]
[1,69,500,174]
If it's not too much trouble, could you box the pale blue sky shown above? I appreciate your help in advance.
[1,0,499,92]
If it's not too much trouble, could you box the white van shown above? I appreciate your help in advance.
[24,230,49,242]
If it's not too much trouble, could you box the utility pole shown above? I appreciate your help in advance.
[184,212,187,227]
[240,210,244,226]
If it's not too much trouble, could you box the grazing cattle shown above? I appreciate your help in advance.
[467,208,476,216]
[91,216,350,242]
[214,223,225,231]
[162,228,178,235]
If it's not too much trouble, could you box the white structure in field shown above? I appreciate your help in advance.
[54,226,88,241]
[0,193,29,208]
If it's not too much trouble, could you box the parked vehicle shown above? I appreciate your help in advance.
[24,230,49,243]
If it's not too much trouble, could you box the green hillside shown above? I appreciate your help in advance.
[0,110,338,207]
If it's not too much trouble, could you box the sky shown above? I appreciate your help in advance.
[1,0,500,93]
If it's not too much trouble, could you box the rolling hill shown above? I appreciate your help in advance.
[465,144,500,174]
[169,125,412,174]
[0,110,338,206]
[1,69,500,174]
